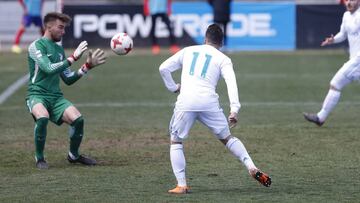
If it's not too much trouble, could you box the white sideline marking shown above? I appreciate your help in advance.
[0,73,29,105]
[3,101,360,111]
[74,101,321,107]
[74,101,360,107]
[76,102,173,107]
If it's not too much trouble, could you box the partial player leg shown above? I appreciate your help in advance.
[318,62,355,121]
[222,136,256,170]
[223,22,228,47]
[12,25,25,53]
[66,116,95,165]
[12,15,31,54]
[34,117,49,169]
[168,142,190,194]
[304,60,353,126]
[199,111,271,187]
[168,111,195,194]
[222,136,271,187]
[150,14,160,54]
[69,116,84,158]
[13,26,24,46]
[199,112,257,168]
[160,13,180,54]
[316,88,341,122]
[32,16,44,35]
[29,102,50,169]
[61,105,96,165]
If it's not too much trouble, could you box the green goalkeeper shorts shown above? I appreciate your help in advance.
[26,95,73,125]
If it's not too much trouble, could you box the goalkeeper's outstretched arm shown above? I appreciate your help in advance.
[61,48,107,85]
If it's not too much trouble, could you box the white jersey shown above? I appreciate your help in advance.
[334,8,360,59]
[159,44,241,113]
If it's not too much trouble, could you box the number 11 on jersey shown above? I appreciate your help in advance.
[189,52,212,78]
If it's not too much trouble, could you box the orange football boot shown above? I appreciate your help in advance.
[250,169,272,187]
[168,185,190,194]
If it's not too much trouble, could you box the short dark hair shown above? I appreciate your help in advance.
[205,24,224,46]
[44,12,72,26]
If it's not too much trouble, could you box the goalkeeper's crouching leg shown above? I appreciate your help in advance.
[69,116,84,159]
[67,117,97,166]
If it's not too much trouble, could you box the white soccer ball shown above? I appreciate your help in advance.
[110,32,133,55]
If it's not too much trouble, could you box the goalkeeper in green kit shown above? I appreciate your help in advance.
[25,12,106,169]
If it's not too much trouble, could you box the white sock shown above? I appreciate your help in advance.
[317,89,341,122]
[226,137,256,170]
[170,144,187,187]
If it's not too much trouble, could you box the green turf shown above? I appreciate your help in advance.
[1,49,359,202]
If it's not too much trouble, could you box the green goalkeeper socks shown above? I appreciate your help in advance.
[34,117,48,160]
[69,117,84,158]
[34,117,84,160]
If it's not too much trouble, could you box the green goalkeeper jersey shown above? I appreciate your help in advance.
[26,37,82,99]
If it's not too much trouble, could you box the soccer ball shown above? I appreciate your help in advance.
[110,33,133,55]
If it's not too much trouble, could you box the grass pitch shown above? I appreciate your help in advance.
[0,49,359,202]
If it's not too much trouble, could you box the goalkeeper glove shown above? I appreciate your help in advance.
[78,49,107,75]
[67,41,88,65]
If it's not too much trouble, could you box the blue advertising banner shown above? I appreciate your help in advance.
[63,2,295,50]
[172,1,295,51]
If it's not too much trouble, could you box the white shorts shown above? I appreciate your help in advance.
[169,110,231,142]
[331,57,360,90]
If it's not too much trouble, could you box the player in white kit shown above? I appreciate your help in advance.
[304,0,360,126]
[159,24,271,194]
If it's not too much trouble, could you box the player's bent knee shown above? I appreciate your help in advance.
[71,116,84,126]
[330,74,351,91]
[329,77,341,90]
[36,117,48,127]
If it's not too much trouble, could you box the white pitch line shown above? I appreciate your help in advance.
[73,101,360,108]
[0,73,29,105]
[4,101,360,111]
[73,101,321,108]
[76,102,173,108]
[3,100,360,111]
